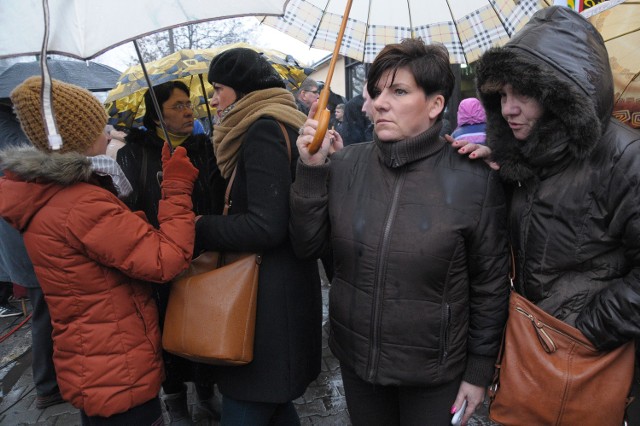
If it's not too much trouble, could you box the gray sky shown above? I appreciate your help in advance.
[94,21,330,72]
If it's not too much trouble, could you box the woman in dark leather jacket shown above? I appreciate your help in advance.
[290,39,510,426]
[452,6,640,423]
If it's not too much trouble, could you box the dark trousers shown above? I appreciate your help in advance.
[28,287,59,397]
[340,363,460,426]
[80,397,163,426]
[220,395,300,426]
[0,281,12,304]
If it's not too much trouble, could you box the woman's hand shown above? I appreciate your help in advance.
[451,381,486,426]
[327,129,343,155]
[296,101,334,166]
[445,135,500,171]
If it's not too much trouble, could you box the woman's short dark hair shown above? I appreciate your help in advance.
[143,80,190,131]
[367,38,454,119]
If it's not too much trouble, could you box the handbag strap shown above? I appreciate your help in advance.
[277,121,292,164]
[219,121,291,266]
[223,165,237,216]
[223,121,292,216]
[489,247,516,400]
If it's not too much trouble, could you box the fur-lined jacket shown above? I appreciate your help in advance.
[0,146,196,416]
[476,6,640,350]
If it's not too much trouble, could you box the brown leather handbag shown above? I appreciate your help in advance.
[162,160,261,365]
[489,289,635,426]
[162,121,292,366]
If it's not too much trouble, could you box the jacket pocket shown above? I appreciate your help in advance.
[439,303,451,365]
[133,299,159,355]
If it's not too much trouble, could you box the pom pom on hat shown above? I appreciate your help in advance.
[208,48,285,94]
[10,76,107,154]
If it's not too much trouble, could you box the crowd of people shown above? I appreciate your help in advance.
[0,5,639,426]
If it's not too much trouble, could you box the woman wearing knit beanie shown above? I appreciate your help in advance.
[0,76,200,425]
[194,47,322,425]
[117,80,224,425]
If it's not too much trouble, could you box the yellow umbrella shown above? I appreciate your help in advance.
[105,42,312,128]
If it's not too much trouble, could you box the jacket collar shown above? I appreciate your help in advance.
[374,121,444,168]
[1,145,93,185]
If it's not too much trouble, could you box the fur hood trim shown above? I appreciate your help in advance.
[0,145,93,185]
[475,6,613,182]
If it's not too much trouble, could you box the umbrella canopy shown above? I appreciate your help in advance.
[583,0,640,129]
[260,0,551,64]
[0,0,290,150]
[0,60,121,99]
[105,42,313,129]
[0,0,288,60]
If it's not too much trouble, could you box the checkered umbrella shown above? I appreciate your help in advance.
[260,0,551,64]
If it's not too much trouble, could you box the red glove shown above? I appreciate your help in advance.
[161,143,199,187]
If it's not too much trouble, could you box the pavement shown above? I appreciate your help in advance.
[0,264,495,425]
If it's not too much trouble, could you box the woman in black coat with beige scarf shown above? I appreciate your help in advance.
[194,47,322,426]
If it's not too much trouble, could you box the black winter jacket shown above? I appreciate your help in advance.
[195,118,322,403]
[290,123,510,388]
[476,6,640,350]
[117,128,223,228]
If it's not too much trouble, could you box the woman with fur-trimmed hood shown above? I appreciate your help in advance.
[454,6,640,421]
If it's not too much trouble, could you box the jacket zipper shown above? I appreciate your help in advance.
[439,303,452,364]
[366,171,405,382]
[515,307,597,352]
[514,180,533,295]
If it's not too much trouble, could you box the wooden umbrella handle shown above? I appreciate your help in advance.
[307,0,353,154]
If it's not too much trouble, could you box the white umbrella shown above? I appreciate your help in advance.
[0,0,287,60]
[260,0,551,64]
[0,0,288,150]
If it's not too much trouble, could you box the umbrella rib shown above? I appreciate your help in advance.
[605,27,639,43]
[615,70,640,104]
[133,40,172,148]
[406,0,413,38]
[444,0,467,64]
[487,0,506,33]
[362,0,372,62]
[311,0,332,55]
[198,73,214,131]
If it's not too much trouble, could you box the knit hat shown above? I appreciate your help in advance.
[456,98,486,126]
[10,76,107,154]
[208,48,285,94]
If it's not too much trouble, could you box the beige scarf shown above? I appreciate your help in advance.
[213,87,306,178]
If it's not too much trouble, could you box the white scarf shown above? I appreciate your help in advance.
[89,155,133,199]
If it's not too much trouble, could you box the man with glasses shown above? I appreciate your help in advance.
[295,78,320,115]
[116,80,225,424]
